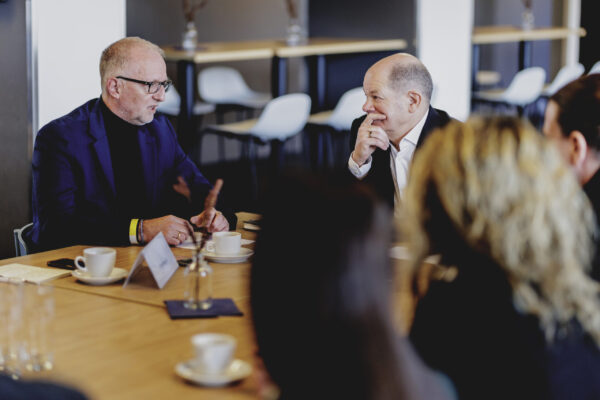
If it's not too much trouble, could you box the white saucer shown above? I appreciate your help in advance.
[201,248,254,263]
[175,359,252,386]
[72,268,128,285]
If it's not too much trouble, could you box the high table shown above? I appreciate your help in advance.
[471,26,586,90]
[0,216,417,399]
[161,38,407,150]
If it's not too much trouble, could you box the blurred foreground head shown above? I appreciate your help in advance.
[403,116,600,344]
[251,173,418,400]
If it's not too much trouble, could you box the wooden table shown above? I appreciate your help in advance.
[0,215,260,399]
[471,26,586,90]
[161,38,407,150]
[0,215,418,399]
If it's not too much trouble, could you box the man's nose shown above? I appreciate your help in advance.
[153,86,166,102]
[363,99,373,113]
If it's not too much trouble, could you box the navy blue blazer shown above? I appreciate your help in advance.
[26,98,234,252]
[348,106,452,209]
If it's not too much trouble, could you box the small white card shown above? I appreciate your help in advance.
[123,232,178,289]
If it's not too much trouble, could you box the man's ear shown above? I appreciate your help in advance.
[105,77,121,99]
[569,130,588,169]
[407,90,422,113]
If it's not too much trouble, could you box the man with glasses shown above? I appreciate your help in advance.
[26,37,234,252]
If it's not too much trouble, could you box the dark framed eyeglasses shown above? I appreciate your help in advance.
[116,76,172,94]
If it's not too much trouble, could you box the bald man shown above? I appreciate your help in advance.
[27,37,235,252]
[348,53,453,212]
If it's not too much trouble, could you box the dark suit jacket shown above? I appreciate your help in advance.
[26,98,235,252]
[348,106,452,208]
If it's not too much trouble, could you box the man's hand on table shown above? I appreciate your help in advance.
[191,207,229,232]
[143,215,194,245]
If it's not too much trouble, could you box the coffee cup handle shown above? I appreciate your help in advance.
[74,256,87,272]
[206,241,215,253]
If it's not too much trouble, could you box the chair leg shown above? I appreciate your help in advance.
[269,140,285,176]
[195,130,206,165]
[215,110,226,162]
[248,140,258,202]
[325,130,335,169]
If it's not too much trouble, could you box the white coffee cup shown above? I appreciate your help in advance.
[74,247,116,278]
[191,333,236,374]
[208,232,241,255]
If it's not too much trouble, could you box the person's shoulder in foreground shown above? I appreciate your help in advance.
[404,116,600,400]
[251,171,456,400]
[0,375,87,400]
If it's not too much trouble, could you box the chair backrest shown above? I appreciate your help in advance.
[590,61,600,75]
[502,67,546,106]
[13,222,33,257]
[156,86,181,116]
[198,67,252,103]
[544,63,585,95]
[326,87,366,131]
[249,93,311,140]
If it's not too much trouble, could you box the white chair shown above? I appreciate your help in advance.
[473,67,546,114]
[307,87,365,168]
[205,93,311,199]
[198,66,272,160]
[157,86,215,117]
[198,66,271,110]
[589,61,600,75]
[308,87,365,131]
[13,222,33,256]
[542,63,585,96]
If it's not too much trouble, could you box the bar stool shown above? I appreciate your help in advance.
[472,67,546,116]
[306,87,365,169]
[157,86,215,118]
[198,67,272,161]
[589,61,600,75]
[542,63,584,96]
[157,86,215,155]
[204,93,311,200]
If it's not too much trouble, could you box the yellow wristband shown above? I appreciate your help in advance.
[129,219,139,244]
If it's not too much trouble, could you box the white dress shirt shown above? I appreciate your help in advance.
[348,110,429,216]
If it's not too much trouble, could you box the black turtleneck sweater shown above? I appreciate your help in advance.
[100,99,149,231]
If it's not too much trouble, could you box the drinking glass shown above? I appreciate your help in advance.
[184,254,213,310]
[24,283,55,371]
[0,278,25,379]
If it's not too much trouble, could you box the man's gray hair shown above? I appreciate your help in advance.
[389,61,434,103]
[99,37,164,92]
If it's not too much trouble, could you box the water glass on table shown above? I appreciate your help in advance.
[0,277,25,378]
[184,254,213,310]
[24,283,55,372]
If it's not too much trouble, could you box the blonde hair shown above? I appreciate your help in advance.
[403,116,600,345]
[99,37,164,92]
